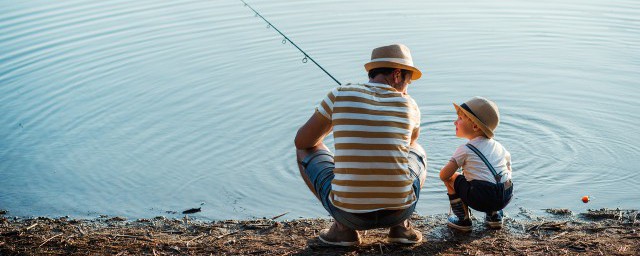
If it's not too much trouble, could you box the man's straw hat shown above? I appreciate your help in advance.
[364,44,422,80]
[453,97,500,138]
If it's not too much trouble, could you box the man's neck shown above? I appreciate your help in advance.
[369,78,401,92]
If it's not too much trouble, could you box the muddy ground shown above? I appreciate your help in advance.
[0,208,638,255]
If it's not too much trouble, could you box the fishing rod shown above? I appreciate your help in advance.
[239,0,342,85]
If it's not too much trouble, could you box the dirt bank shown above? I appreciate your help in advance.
[1,209,638,255]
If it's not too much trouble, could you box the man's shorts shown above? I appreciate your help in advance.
[454,175,513,213]
[301,148,427,230]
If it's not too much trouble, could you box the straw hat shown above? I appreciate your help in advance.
[364,44,422,80]
[453,97,500,138]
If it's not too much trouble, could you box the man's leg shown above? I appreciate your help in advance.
[388,142,427,244]
[410,142,427,188]
[296,143,330,201]
[296,144,361,246]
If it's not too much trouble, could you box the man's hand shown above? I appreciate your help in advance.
[294,111,332,149]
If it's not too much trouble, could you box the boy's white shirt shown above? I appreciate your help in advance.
[450,137,512,184]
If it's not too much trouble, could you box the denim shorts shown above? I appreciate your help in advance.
[301,148,427,230]
[454,175,513,213]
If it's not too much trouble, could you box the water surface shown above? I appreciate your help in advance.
[1,0,639,220]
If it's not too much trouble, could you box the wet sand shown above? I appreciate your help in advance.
[1,209,638,255]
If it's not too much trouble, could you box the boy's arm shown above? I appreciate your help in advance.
[439,160,459,181]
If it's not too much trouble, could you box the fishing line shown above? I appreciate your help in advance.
[239,0,342,85]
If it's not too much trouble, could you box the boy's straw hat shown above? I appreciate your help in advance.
[364,44,422,80]
[453,97,500,138]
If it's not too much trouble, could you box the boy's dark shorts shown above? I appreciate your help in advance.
[454,175,513,213]
[301,148,427,230]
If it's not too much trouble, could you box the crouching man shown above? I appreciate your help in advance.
[295,44,428,246]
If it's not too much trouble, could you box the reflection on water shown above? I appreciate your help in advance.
[0,0,639,220]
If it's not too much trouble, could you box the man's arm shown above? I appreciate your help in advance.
[294,111,332,149]
[411,127,420,145]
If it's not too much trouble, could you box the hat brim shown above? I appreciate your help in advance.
[364,61,422,80]
[453,103,494,138]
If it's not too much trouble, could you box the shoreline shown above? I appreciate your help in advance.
[1,209,638,255]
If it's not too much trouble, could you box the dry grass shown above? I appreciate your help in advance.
[1,209,638,255]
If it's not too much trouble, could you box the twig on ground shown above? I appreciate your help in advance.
[25,223,38,231]
[95,233,153,242]
[271,212,290,220]
[186,234,207,247]
[114,234,153,242]
[2,223,40,236]
[550,231,567,240]
[216,231,239,240]
[162,230,184,234]
[38,233,62,247]
[528,221,567,231]
[244,223,273,229]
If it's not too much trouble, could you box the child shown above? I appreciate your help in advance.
[439,97,513,231]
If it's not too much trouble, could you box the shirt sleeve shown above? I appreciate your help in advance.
[505,150,512,169]
[315,87,338,120]
[450,145,468,168]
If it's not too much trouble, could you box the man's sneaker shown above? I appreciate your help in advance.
[318,222,361,246]
[447,215,472,232]
[485,210,503,229]
[387,220,423,244]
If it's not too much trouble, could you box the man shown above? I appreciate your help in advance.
[295,44,428,246]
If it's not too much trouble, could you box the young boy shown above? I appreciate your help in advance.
[439,97,513,231]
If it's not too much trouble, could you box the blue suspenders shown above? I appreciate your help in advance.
[466,144,508,185]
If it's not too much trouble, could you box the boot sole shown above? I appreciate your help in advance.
[387,237,423,244]
[486,221,503,229]
[318,235,360,246]
[447,222,472,232]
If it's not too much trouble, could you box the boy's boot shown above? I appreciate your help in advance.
[485,210,503,229]
[447,194,472,232]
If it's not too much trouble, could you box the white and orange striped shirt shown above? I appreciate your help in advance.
[315,82,421,213]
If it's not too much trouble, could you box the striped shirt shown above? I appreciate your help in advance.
[315,82,421,213]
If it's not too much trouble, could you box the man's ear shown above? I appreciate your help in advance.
[394,69,402,80]
[473,124,481,131]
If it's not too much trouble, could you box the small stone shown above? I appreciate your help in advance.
[107,216,127,222]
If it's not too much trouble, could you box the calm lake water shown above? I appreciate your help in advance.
[1,0,639,220]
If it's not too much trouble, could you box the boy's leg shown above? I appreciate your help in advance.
[443,174,472,232]
[485,210,504,229]
[443,172,459,194]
